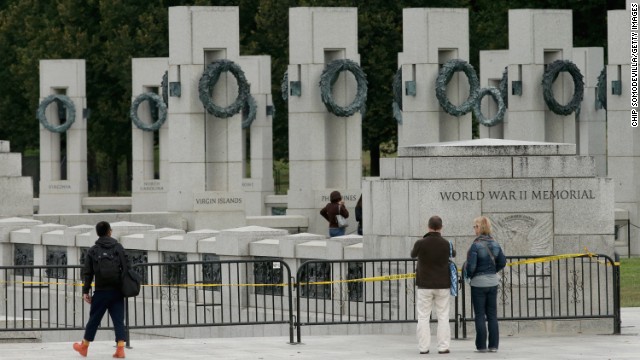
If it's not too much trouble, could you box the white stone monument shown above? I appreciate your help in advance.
[131,57,169,212]
[573,47,607,177]
[166,6,273,229]
[479,50,509,139]
[38,60,88,214]
[607,3,637,256]
[286,7,362,235]
[237,55,275,216]
[397,8,472,147]
[507,10,576,143]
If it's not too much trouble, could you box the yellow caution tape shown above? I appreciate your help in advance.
[0,250,619,288]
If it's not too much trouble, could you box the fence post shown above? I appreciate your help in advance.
[125,300,132,348]
[613,254,622,335]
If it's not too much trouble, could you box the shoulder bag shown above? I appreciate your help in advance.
[335,203,348,228]
[118,248,142,298]
[449,241,458,296]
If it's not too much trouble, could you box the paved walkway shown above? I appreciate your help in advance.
[1,308,638,359]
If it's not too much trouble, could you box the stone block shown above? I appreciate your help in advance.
[401,8,469,64]
[607,156,639,202]
[508,10,572,65]
[41,230,69,246]
[486,213,553,256]
[9,228,35,244]
[0,217,42,243]
[553,178,614,235]
[30,223,66,244]
[193,7,240,64]
[572,47,604,88]
[286,64,329,114]
[289,7,358,65]
[504,111,546,141]
[513,156,595,178]
[606,65,631,112]
[131,57,168,93]
[411,157,512,179]
[0,177,33,217]
[39,59,86,97]
[215,226,287,256]
[607,110,640,156]
[553,235,580,255]
[166,162,206,212]
[239,55,271,94]
[579,234,615,258]
[479,50,509,87]
[507,64,545,111]
[440,113,472,143]
[119,233,154,251]
[168,7,192,65]
[408,179,482,237]
[295,240,342,259]
[192,210,246,231]
[0,153,22,176]
[481,179,553,213]
[398,111,440,147]
[399,138,575,157]
[0,140,9,152]
[167,114,205,164]
[545,112,576,144]
[401,63,440,112]
[249,238,294,258]
[197,236,217,253]
[343,242,363,259]
[158,234,193,252]
[607,10,630,65]
[64,225,93,247]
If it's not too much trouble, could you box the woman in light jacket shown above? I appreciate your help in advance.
[464,216,507,353]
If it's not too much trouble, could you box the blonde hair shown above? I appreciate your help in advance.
[474,216,492,235]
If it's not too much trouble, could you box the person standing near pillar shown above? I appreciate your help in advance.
[320,190,349,237]
[411,215,455,354]
[73,221,128,358]
[464,216,506,353]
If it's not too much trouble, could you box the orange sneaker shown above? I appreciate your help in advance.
[73,342,89,357]
[113,346,125,358]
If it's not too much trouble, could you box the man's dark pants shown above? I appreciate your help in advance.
[84,289,126,342]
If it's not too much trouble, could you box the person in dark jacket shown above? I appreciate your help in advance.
[464,216,507,353]
[410,215,455,355]
[320,190,349,237]
[355,195,363,235]
[73,221,128,358]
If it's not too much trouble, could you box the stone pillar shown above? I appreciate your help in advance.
[0,141,33,218]
[507,10,575,142]
[286,7,362,235]
[167,6,266,229]
[397,8,471,147]
[479,50,509,139]
[38,60,88,213]
[607,3,638,256]
[237,55,275,216]
[573,47,606,177]
[131,58,169,212]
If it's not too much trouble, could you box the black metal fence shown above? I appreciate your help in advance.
[0,254,620,344]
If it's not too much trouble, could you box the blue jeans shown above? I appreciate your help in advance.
[471,286,499,350]
[83,289,126,342]
[329,227,345,237]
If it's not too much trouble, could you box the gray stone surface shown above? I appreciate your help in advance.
[513,156,596,178]
[481,179,553,213]
[412,157,513,179]
[1,307,638,359]
[553,178,614,235]
[399,139,576,157]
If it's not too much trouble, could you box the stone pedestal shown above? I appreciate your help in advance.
[366,139,614,260]
[38,60,88,214]
[166,6,273,229]
[507,10,575,143]
[479,50,508,139]
[573,47,606,177]
[0,141,33,219]
[397,8,471,147]
[131,57,169,212]
[286,7,362,235]
[607,4,639,255]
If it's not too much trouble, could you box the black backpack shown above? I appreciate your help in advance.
[93,245,122,285]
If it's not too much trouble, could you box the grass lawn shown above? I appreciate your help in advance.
[620,257,640,307]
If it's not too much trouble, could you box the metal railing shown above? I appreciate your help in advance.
[0,254,620,344]
[127,259,295,343]
[458,254,621,336]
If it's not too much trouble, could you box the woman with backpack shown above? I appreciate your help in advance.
[320,190,349,237]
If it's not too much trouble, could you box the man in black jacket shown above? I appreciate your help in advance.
[410,215,455,355]
[73,221,127,358]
